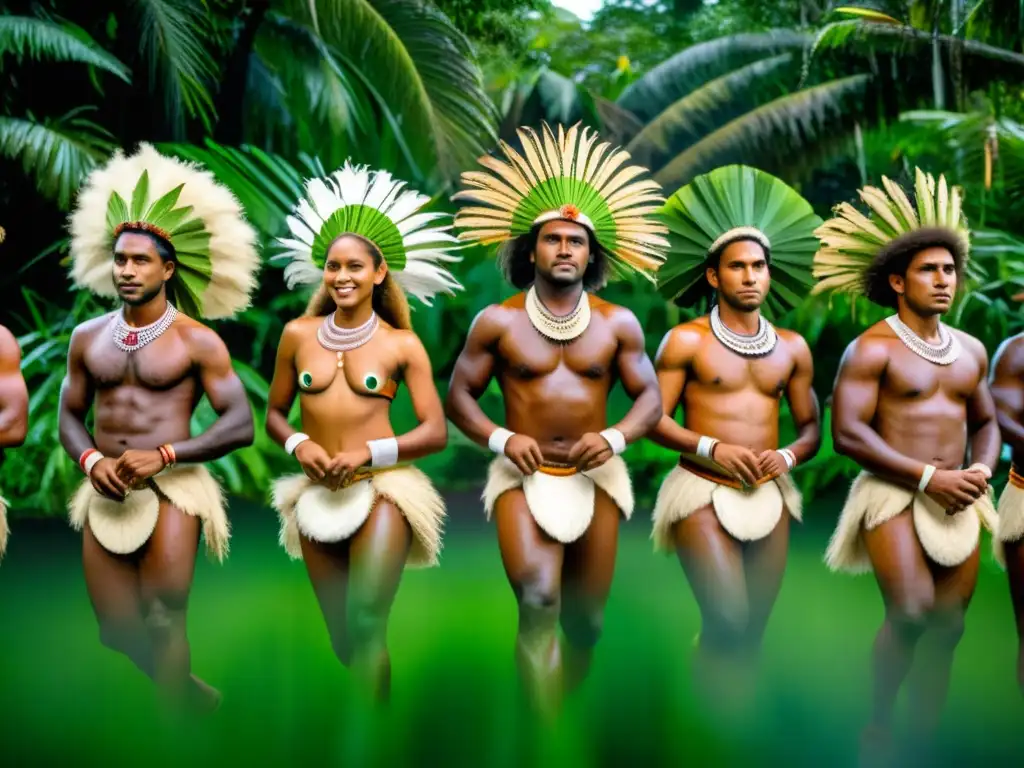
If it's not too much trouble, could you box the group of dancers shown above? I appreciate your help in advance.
[0,122,1022,762]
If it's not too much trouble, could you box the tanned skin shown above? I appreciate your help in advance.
[58,231,254,714]
[648,239,820,713]
[445,219,662,717]
[988,333,1024,696]
[0,324,28,459]
[831,247,1000,748]
[266,235,447,704]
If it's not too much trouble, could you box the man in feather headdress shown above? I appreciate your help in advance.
[446,123,666,716]
[58,144,260,714]
[813,169,999,757]
[0,321,29,562]
[986,332,1024,697]
[647,165,822,715]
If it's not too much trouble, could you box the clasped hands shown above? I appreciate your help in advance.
[924,465,991,515]
[710,442,792,487]
[504,432,613,475]
[295,440,372,490]
[89,448,169,501]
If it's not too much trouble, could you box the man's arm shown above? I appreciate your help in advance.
[0,326,28,449]
[989,335,1024,458]
[647,325,702,453]
[780,334,821,465]
[167,326,254,463]
[965,338,1001,473]
[607,308,662,443]
[443,307,506,449]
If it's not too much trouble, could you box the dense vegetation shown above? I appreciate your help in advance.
[3,0,1024,514]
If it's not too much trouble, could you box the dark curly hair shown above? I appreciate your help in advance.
[862,227,968,308]
[496,222,611,290]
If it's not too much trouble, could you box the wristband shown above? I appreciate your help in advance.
[696,436,719,460]
[918,464,936,492]
[778,448,796,469]
[79,448,98,472]
[368,437,399,468]
[83,451,104,476]
[488,428,515,455]
[968,462,992,479]
[285,433,310,455]
[599,428,627,456]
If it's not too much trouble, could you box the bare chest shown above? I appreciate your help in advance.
[85,329,194,391]
[689,339,793,397]
[882,347,981,401]
[498,315,617,381]
[294,335,401,398]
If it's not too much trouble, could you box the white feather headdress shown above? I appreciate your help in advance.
[277,162,462,305]
[69,143,260,319]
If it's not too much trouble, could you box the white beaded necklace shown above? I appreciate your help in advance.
[524,285,591,344]
[317,311,378,369]
[113,303,178,352]
[709,305,777,358]
[885,314,960,365]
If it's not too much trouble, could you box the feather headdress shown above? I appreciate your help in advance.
[277,162,462,305]
[657,165,821,316]
[69,144,260,320]
[452,122,669,282]
[812,168,974,306]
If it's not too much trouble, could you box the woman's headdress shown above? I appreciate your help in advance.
[69,144,260,319]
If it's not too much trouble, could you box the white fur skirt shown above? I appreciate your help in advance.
[825,471,997,574]
[994,473,1024,567]
[481,456,634,544]
[651,462,803,552]
[271,466,445,568]
[68,464,229,561]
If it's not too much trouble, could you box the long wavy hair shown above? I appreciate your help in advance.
[303,234,412,330]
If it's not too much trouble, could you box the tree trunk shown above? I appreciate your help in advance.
[214,0,271,145]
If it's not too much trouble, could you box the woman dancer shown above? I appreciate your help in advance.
[267,162,462,702]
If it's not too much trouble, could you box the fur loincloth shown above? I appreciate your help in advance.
[825,471,997,574]
[0,492,8,562]
[69,464,229,561]
[994,466,1024,568]
[651,457,803,552]
[271,465,446,568]
[481,456,634,544]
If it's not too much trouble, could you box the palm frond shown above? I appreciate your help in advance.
[130,0,220,136]
[616,30,811,124]
[653,75,871,191]
[626,54,794,171]
[278,0,497,184]
[0,110,114,210]
[0,16,130,82]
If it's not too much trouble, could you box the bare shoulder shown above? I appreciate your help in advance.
[992,331,1024,372]
[175,315,228,357]
[382,326,427,358]
[656,317,708,366]
[590,296,642,334]
[948,326,987,361]
[469,301,516,342]
[0,324,19,358]
[775,326,812,358]
[838,322,896,371]
[69,311,116,346]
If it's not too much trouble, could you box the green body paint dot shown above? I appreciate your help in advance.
[364,374,380,391]
[299,371,313,388]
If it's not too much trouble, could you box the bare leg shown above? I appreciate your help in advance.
[137,500,211,713]
[906,543,979,743]
[1007,539,1024,696]
[672,503,749,715]
[495,489,565,719]
[345,498,411,704]
[860,509,935,758]
[559,488,619,695]
[300,531,353,666]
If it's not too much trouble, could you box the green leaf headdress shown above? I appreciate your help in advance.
[277,162,462,305]
[657,165,821,316]
[452,122,669,283]
[812,168,975,307]
[69,144,260,320]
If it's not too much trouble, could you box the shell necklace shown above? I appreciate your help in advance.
[317,311,378,368]
[113,303,178,352]
[709,305,777,358]
[885,314,960,365]
[525,285,591,344]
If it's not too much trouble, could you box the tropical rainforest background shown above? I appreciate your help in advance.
[3,0,1024,515]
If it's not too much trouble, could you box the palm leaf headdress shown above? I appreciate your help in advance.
[277,162,462,305]
[69,144,260,320]
[452,122,669,283]
[657,165,821,317]
[812,168,976,306]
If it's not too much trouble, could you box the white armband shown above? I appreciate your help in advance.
[285,433,309,456]
[778,448,796,469]
[696,435,719,459]
[488,427,515,455]
[84,452,104,476]
[599,428,627,456]
[918,464,936,492]
[368,437,399,468]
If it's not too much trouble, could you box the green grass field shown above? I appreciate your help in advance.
[0,488,1021,767]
